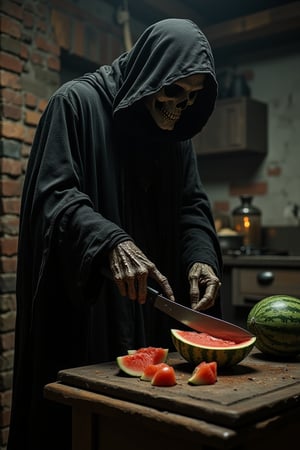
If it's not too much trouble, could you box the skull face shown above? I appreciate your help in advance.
[145,74,206,131]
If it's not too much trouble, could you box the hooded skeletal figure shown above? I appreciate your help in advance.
[8,18,222,450]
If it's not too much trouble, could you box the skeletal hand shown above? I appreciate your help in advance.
[109,240,175,304]
[188,262,221,311]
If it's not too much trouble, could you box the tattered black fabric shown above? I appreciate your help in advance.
[8,19,222,450]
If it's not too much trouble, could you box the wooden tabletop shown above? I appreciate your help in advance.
[55,349,300,429]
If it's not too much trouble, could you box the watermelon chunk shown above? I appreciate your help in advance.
[140,363,169,381]
[188,361,217,385]
[117,347,168,377]
[151,365,177,387]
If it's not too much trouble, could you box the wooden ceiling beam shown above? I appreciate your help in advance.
[203,1,300,48]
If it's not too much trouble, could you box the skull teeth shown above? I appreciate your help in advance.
[158,104,180,121]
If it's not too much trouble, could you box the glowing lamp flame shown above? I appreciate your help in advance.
[243,216,251,229]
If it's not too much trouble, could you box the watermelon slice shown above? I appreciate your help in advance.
[188,361,217,385]
[151,365,177,387]
[117,347,168,377]
[140,363,169,381]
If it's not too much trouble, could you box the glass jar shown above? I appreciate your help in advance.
[232,195,262,251]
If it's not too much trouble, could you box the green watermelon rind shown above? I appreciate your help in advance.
[117,348,169,377]
[247,295,300,357]
[171,329,256,368]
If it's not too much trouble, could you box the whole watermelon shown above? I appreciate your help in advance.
[247,295,300,357]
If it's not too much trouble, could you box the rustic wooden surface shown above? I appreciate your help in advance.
[56,349,300,429]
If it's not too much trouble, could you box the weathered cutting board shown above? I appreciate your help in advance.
[57,350,300,428]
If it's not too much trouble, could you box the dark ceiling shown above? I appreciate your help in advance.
[109,0,298,27]
[107,0,300,65]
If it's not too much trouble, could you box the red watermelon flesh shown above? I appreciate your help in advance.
[151,365,177,387]
[177,331,236,347]
[117,347,168,377]
[188,361,217,385]
[141,363,169,381]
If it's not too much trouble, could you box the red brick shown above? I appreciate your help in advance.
[0,158,22,176]
[0,0,23,20]
[1,120,25,141]
[1,88,22,105]
[35,32,60,56]
[51,10,72,50]
[0,237,18,256]
[0,52,23,73]
[0,15,22,39]
[25,110,41,126]
[37,18,47,33]
[30,51,44,66]
[47,55,60,72]
[0,390,12,408]
[0,70,21,89]
[0,332,15,351]
[0,179,22,196]
[24,126,36,145]
[229,182,268,197]
[25,92,38,109]
[0,198,21,214]
[38,98,48,112]
[23,10,34,29]
[1,104,22,120]
[0,409,11,428]
[0,256,18,273]
[20,42,29,61]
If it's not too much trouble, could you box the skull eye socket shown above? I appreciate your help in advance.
[164,84,199,102]
[164,84,184,98]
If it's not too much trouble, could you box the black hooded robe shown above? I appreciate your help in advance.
[8,19,222,450]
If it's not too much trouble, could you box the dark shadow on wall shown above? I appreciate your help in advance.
[60,49,99,85]
[196,152,266,183]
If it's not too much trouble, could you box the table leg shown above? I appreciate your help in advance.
[72,406,93,450]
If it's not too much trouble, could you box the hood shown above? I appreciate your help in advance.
[102,18,218,142]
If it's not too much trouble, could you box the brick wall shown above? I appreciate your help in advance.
[0,0,124,447]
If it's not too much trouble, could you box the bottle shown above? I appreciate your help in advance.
[232,195,262,252]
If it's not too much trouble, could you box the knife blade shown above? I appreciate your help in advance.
[147,286,254,342]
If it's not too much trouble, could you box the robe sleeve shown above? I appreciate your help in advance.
[179,142,223,278]
[23,92,130,306]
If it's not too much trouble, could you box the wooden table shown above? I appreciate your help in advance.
[44,350,300,450]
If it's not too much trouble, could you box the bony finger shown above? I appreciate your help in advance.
[152,269,175,301]
[197,295,215,311]
[126,278,137,300]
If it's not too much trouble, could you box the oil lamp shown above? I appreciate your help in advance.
[232,195,262,252]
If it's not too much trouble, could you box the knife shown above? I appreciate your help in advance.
[100,267,253,342]
[147,286,254,343]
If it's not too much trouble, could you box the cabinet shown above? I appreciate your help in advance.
[193,97,267,155]
[221,256,300,328]
[232,267,300,306]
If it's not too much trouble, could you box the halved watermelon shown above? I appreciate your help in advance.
[151,365,177,387]
[117,347,168,377]
[171,329,256,368]
[188,361,217,385]
[140,363,169,381]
